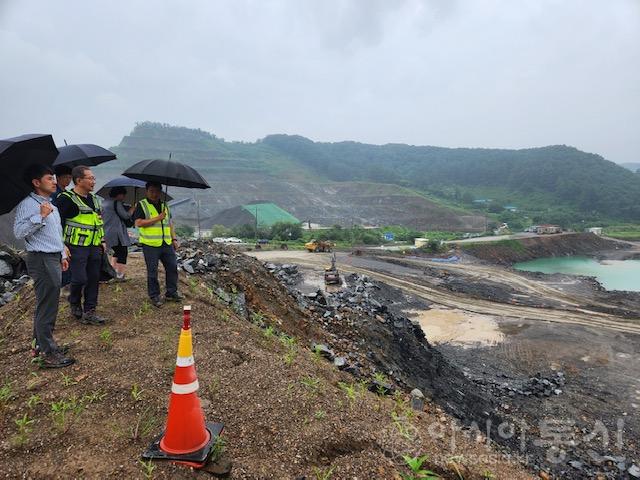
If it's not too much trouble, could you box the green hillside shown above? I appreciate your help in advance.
[100,122,640,230]
[261,135,640,226]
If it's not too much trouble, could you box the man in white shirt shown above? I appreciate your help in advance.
[13,164,74,368]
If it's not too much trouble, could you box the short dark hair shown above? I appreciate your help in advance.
[109,186,127,198]
[54,165,72,176]
[145,182,162,190]
[71,165,91,183]
[23,164,54,190]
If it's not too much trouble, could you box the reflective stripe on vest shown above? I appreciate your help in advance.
[61,192,104,246]
[138,199,172,247]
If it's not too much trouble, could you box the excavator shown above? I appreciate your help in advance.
[324,253,341,286]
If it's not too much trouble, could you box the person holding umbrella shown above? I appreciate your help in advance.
[101,186,134,280]
[132,182,183,307]
[123,158,209,307]
[56,165,107,325]
[13,164,74,368]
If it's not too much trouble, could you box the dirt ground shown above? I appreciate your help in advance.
[249,248,640,478]
[0,251,533,479]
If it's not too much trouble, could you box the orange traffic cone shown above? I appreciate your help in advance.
[143,305,223,468]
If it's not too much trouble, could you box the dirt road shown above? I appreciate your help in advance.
[249,250,640,334]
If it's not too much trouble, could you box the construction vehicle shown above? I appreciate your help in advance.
[324,253,341,286]
[305,239,334,253]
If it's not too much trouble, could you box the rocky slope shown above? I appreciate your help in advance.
[0,242,531,479]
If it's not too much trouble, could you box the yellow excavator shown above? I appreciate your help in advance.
[324,253,341,286]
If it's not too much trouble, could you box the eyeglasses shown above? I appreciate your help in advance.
[82,176,97,181]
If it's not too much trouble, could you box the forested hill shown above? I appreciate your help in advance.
[106,122,640,226]
[261,134,640,222]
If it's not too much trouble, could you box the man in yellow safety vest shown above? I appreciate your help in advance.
[56,165,107,325]
[133,182,184,307]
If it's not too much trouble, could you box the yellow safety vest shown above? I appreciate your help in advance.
[138,199,172,247]
[61,191,104,246]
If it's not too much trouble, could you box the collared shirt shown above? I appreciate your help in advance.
[13,193,66,258]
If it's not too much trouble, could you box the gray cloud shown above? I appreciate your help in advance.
[0,0,638,162]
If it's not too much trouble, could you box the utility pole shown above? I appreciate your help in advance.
[255,206,259,241]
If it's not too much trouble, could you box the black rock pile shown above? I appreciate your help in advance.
[263,263,301,286]
[175,242,233,274]
[471,371,566,398]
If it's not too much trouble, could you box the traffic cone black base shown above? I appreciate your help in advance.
[142,421,224,468]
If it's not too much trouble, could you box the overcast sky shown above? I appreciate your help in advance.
[1,0,638,162]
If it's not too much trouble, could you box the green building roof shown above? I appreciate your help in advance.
[241,203,300,227]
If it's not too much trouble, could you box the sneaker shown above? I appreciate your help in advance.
[150,296,164,308]
[40,351,75,369]
[81,311,106,325]
[70,303,83,319]
[115,273,126,282]
[165,292,185,302]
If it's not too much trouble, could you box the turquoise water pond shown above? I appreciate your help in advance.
[514,256,640,292]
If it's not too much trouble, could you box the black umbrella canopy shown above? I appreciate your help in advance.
[95,176,173,204]
[53,144,116,168]
[122,159,210,189]
[0,134,59,215]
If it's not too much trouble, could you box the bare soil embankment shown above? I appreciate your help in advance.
[0,244,531,479]
[459,233,629,265]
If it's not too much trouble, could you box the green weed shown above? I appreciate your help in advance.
[312,466,335,480]
[300,376,321,394]
[0,381,14,407]
[314,410,326,420]
[61,372,78,387]
[50,396,84,432]
[338,382,359,406]
[13,413,35,446]
[131,384,144,402]
[99,328,113,347]
[189,277,199,294]
[130,406,160,440]
[262,325,275,338]
[392,412,415,440]
[138,458,156,479]
[211,435,226,462]
[401,455,439,480]
[250,311,265,325]
[81,390,107,404]
[27,394,42,409]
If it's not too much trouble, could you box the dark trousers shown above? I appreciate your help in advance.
[25,252,61,354]
[142,244,178,299]
[68,245,102,312]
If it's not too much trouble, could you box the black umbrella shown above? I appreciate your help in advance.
[53,144,116,168]
[122,159,210,189]
[0,134,59,215]
[96,176,173,204]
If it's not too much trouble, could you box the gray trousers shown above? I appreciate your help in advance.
[25,252,62,354]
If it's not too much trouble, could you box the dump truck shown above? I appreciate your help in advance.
[304,239,334,253]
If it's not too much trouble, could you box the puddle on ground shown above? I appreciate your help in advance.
[407,308,505,348]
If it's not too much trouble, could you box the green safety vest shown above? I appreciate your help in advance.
[138,199,172,247]
[61,191,104,246]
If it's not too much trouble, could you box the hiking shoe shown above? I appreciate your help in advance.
[150,296,164,308]
[70,303,83,319]
[165,292,185,302]
[31,343,70,357]
[81,311,106,325]
[40,351,75,369]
